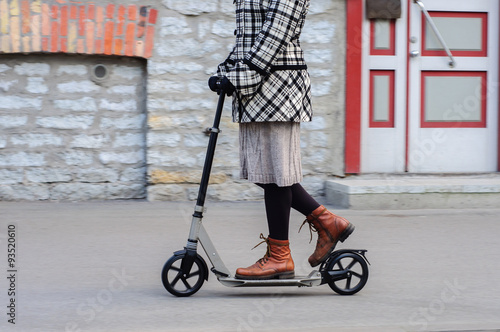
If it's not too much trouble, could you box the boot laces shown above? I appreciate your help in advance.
[299,219,317,244]
[251,233,271,265]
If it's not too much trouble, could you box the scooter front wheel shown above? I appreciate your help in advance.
[325,252,369,295]
[161,253,207,297]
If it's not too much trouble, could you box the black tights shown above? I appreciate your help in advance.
[256,183,320,240]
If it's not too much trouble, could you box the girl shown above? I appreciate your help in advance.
[209,0,354,280]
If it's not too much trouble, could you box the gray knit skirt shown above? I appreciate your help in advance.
[239,122,302,187]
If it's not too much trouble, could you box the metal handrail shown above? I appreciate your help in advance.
[414,0,456,67]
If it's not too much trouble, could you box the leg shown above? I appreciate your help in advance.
[258,182,322,237]
[257,183,292,240]
[290,183,320,216]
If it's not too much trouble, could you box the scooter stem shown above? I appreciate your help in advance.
[196,92,225,208]
[187,92,226,243]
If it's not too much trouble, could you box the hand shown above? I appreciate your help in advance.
[208,76,235,96]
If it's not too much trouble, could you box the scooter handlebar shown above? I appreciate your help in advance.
[208,76,235,96]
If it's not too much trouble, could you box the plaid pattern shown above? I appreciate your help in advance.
[215,0,312,123]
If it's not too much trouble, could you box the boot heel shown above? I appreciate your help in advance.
[339,223,355,242]
[278,271,295,279]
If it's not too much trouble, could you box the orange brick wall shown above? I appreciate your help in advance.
[0,0,157,58]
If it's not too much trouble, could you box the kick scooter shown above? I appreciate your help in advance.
[161,92,370,297]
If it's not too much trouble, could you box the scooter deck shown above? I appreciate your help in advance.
[217,271,323,288]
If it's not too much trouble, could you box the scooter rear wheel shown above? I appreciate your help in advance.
[161,253,207,297]
[326,252,369,295]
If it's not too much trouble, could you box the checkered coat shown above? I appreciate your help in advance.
[215,0,312,123]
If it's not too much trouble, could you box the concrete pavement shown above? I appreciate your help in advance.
[0,200,500,332]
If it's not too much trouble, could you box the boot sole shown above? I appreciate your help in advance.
[339,223,355,243]
[309,223,356,267]
[235,271,295,280]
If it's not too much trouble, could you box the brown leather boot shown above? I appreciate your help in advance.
[235,234,295,280]
[300,205,355,267]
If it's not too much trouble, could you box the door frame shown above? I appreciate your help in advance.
[344,0,500,173]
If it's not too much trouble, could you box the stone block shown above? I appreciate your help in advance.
[107,85,136,95]
[99,151,144,165]
[301,176,326,197]
[0,184,50,201]
[147,60,203,75]
[26,77,49,94]
[308,68,334,78]
[197,19,210,39]
[0,169,23,184]
[147,115,174,130]
[0,116,28,128]
[303,148,326,165]
[220,1,236,16]
[57,80,99,93]
[304,49,333,64]
[147,98,214,112]
[0,95,42,110]
[11,133,63,148]
[120,167,147,182]
[13,62,50,76]
[308,0,334,15]
[107,183,145,199]
[161,0,218,16]
[26,168,72,183]
[301,21,336,44]
[56,64,88,76]
[0,64,11,73]
[70,134,109,148]
[149,80,185,94]
[36,115,94,129]
[147,184,186,201]
[99,99,138,112]
[310,131,328,148]
[156,38,219,58]
[147,150,196,167]
[54,97,98,112]
[149,169,226,184]
[50,183,107,200]
[112,65,142,80]
[0,152,45,167]
[113,133,145,148]
[160,16,192,36]
[75,168,119,183]
[212,20,235,37]
[302,116,327,130]
[187,81,206,94]
[183,133,207,148]
[311,81,332,97]
[100,114,146,130]
[147,132,181,147]
[204,183,264,201]
[0,79,18,92]
[148,114,206,130]
[60,150,94,166]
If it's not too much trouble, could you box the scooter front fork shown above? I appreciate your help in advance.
[180,240,199,275]
[180,204,205,275]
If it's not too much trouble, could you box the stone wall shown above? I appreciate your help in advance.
[0,54,147,200]
[0,0,347,201]
[146,0,347,201]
